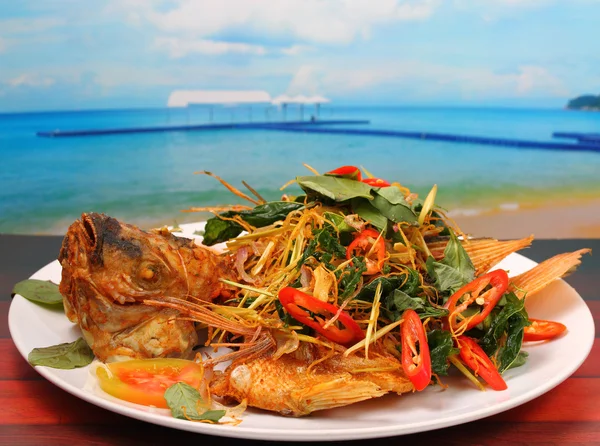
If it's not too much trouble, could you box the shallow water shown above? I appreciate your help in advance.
[1,106,599,234]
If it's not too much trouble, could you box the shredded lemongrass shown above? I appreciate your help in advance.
[195,170,261,206]
[396,225,416,270]
[279,178,297,191]
[448,355,486,391]
[251,240,275,275]
[418,184,438,226]
[360,165,374,179]
[303,163,320,175]
[219,279,275,298]
[343,319,403,357]
[363,282,383,358]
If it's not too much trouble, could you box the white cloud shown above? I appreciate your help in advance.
[114,0,437,46]
[154,37,267,58]
[8,74,56,88]
[0,38,7,53]
[281,45,313,56]
[0,17,65,35]
[287,65,321,95]
[287,61,570,99]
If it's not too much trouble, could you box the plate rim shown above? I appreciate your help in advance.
[8,247,595,441]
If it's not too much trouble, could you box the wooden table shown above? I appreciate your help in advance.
[1,235,598,445]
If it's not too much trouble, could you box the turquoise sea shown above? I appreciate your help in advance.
[1,106,599,235]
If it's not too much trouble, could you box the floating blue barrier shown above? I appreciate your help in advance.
[553,132,600,140]
[36,120,600,152]
[36,120,370,137]
[264,126,600,152]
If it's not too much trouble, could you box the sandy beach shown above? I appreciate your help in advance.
[453,198,600,239]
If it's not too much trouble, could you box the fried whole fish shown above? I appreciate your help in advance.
[210,343,413,417]
[58,213,230,362]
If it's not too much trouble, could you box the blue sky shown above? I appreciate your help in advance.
[0,0,599,112]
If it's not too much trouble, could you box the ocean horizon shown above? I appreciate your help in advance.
[1,105,599,235]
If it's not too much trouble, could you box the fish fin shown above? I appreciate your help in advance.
[464,235,534,276]
[292,376,386,415]
[508,248,591,299]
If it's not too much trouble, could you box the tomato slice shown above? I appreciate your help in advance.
[362,177,391,187]
[523,318,566,342]
[278,287,364,346]
[346,228,386,275]
[96,358,204,408]
[457,336,507,391]
[326,165,362,181]
[445,269,509,333]
[401,309,432,391]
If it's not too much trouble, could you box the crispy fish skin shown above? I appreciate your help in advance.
[58,212,230,362]
[210,343,413,417]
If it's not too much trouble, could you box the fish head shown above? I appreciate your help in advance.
[58,212,227,361]
[59,212,197,305]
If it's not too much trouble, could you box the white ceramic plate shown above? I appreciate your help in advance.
[8,223,595,441]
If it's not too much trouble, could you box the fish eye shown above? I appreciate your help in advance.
[137,262,162,287]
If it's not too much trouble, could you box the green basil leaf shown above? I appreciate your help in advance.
[505,351,529,370]
[297,175,374,202]
[370,190,418,224]
[427,329,460,376]
[28,337,94,369]
[323,212,356,233]
[425,231,474,294]
[164,382,225,422]
[13,279,63,306]
[479,292,527,357]
[384,289,449,321]
[339,257,367,298]
[202,201,303,245]
[352,198,389,231]
[426,257,467,294]
[202,218,244,246]
[375,186,410,205]
[355,275,405,302]
[498,309,530,373]
[442,231,475,282]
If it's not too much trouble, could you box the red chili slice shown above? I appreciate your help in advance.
[326,165,362,181]
[278,287,364,346]
[457,336,507,391]
[401,309,432,391]
[523,318,566,342]
[445,269,509,333]
[346,228,386,275]
[362,177,391,187]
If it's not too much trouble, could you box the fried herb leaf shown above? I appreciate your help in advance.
[426,231,474,294]
[28,338,94,369]
[297,175,374,202]
[497,310,530,373]
[370,189,417,224]
[202,201,303,245]
[427,329,459,376]
[339,257,367,298]
[384,290,449,321]
[506,351,529,370]
[298,226,346,268]
[164,382,225,422]
[351,198,389,231]
[478,292,526,357]
[12,279,63,306]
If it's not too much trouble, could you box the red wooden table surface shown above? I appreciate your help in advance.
[1,235,598,445]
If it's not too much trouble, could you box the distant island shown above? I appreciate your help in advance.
[566,94,600,111]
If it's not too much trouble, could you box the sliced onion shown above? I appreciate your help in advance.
[299,265,312,288]
[235,247,257,284]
